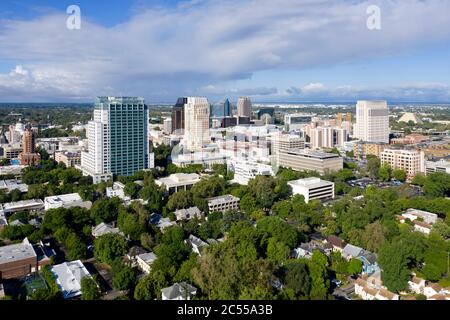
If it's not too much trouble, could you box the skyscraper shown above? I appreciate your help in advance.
[183,97,210,151]
[80,97,149,183]
[211,98,232,118]
[19,124,40,166]
[354,100,389,143]
[171,97,187,134]
[237,97,252,118]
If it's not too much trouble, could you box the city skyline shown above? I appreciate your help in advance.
[0,0,449,103]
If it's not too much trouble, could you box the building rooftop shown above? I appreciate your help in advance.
[0,179,28,193]
[288,177,334,189]
[161,282,197,300]
[44,193,83,205]
[156,173,201,187]
[0,238,36,264]
[50,260,91,299]
[208,194,240,206]
[0,199,44,212]
[137,252,157,265]
[284,149,341,159]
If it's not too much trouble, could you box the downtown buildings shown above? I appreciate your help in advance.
[80,97,152,183]
[380,148,425,180]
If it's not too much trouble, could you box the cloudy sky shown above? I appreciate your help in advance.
[0,0,449,103]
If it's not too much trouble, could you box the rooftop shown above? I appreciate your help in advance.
[208,194,240,206]
[44,193,83,205]
[50,260,91,299]
[161,282,197,300]
[0,238,36,264]
[284,149,341,159]
[0,199,44,212]
[137,252,157,264]
[0,179,28,193]
[288,177,334,188]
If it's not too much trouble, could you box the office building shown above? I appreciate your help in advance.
[183,97,211,151]
[211,98,232,118]
[228,158,275,186]
[353,142,388,159]
[288,177,335,203]
[172,97,187,133]
[380,148,425,180]
[309,126,348,149]
[270,133,305,155]
[44,193,92,211]
[354,100,389,143]
[18,125,41,166]
[54,151,81,168]
[80,97,149,183]
[0,199,44,216]
[425,159,450,175]
[1,145,22,161]
[163,117,173,134]
[237,97,252,118]
[284,113,314,131]
[155,173,201,194]
[0,179,28,193]
[208,195,240,213]
[278,149,343,174]
[256,108,275,124]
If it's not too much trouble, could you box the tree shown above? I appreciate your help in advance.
[94,234,127,265]
[423,172,450,198]
[112,262,137,291]
[166,191,193,211]
[378,164,391,182]
[134,270,168,300]
[282,260,311,298]
[308,251,330,300]
[81,277,101,300]
[139,184,165,213]
[257,216,298,248]
[378,240,413,292]
[393,169,407,182]
[90,198,121,224]
[347,258,363,276]
[366,156,380,179]
[362,221,386,253]
[124,182,141,199]
[266,237,290,264]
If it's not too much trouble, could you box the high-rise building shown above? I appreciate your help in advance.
[211,98,232,118]
[171,97,187,134]
[163,117,172,134]
[237,97,252,118]
[184,97,211,152]
[354,100,389,143]
[80,97,150,183]
[18,125,41,166]
[309,126,348,149]
[284,113,315,131]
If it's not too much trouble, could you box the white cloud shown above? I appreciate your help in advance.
[0,0,449,101]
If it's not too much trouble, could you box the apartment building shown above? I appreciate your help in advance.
[207,195,240,213]
[380,148,425,180]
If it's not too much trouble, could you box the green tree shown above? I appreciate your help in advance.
[308,251,330,300]
[378,164,391,182]
[90,198,121,224]
[366,156,380,179]
[124,182,141,199]
[112,263,137,291]
[94,234,128,265]
[81,276,101,300]
[393,169,407,182]
[166,191,193,211]
[282,260,311,298]
[347,258,363,276]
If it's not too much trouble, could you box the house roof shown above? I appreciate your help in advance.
[411,276,424,285]
[327,235,346,248]
[161,282,197,300]
[378,288,396,300]
[50,260,90,299]
[137,252,157,265]
[429,283,442,292]
[343,244,363,258]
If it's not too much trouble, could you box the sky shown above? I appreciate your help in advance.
[0,0,449,103]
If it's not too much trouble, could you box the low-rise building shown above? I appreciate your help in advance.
[0,179,28,193]
[161,282,197,300]
[207,194,240,213]
[425,159,450,175]
[398,208,439,235]
[354,276,399,301]
[174,206,203,221]
[228,158,275,186]
[156,217,177,233]
[136,252,157,274]
[277,149,343,174]
[106,182,130,201]
[408,275,426,294]
[54,151,81,168]
[353,142,388,159]
[155,173,201,194]
[0,238,37,280]
[50,260,91,299]
[0,199,44,216]
[44,193,92,211]
[288,177,335,204]
[326,235,347,252]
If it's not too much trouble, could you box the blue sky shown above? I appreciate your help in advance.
[0,0,449,103]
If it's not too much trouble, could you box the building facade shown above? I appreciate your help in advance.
[171,97,187,133]
[380,148,425,180]
[207,195,240,213]
[277,149,343,174]
[354,100,389,143]
[80,97,149,183]
[288,177,335,203]
[18,125,41,166]
[183,97,211,151]
[237,97,252,118]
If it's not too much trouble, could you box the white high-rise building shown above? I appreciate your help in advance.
[309,126,348,149]
[80,97,151,184]
[354,100,389,143]
[237,97,252,118]
[183,97,210,152]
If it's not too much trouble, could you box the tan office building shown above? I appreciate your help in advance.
[278,149,343,174]
[380,148,425,180]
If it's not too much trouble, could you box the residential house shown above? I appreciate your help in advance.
[49,260,91,299]
[91,222,124,238]
[326,235,347,252]
[354,276,399,300]
[174,207,204,221]
[408,276,426,294]
[136,252,157,274]
[126,246,147,267]
[161,282,197,300]
[185,235,209,256]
